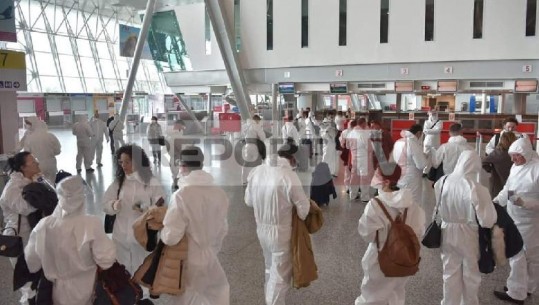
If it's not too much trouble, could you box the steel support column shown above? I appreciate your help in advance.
[119,0,157,123]
[175,94,205,133]
[204,0,251,120]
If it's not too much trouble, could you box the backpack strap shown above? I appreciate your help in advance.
[372,197,394,223]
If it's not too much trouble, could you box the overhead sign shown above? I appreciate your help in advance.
[0,0,16,42]
[119,24,153,60]
[278,83,295,94]
[438,80,458,93]
[330,83,348,94]
[514,79,538,93]
[395,81,414,93]
[0,50,26,91]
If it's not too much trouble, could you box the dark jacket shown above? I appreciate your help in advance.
[22,182,58,228]
[310,162,336,205]
[483,149,513,198]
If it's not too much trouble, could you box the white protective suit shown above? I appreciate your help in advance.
[24,176,116,305]
[108,116,125,151]
[281,121,300,145]
[103,172,165,274]
[348,126,375,201]
[485,130,528,155]
[493,138,539,301]
[241,119,266,184]
[20,117,61,184]
[334,114,345,131]
[430,135,473,175]
[162,170,230,305]
[340,125,353,193]
[245,156,310,305]
[355,188,425,305]
[72,117,95,170]
[435,150,497,305]
[90,116,109,165]
[0,171,37,304]
[166,129,185,185]
[392,130,428,205]
[321,122,338,176]
[423,115,442,154]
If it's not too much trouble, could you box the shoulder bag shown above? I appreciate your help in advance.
[421,176,447,248]
[0,215,23,257]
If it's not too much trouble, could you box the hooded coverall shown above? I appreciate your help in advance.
[245,156,310,305]
[435,150,497,305]
[24,176,116,305]
[493,138,539,301]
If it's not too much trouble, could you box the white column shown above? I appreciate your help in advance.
[498,94,504,114]
[480,93,487,114]
[0,91,19,153]
[119,0,157,124]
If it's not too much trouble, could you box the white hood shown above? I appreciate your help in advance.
[400,130,416,139]
[508,138,538,164]
[452,150,481,178]
[26,116,48,132]
[448,135,467,145]
[53,176,85,218]
[266,155,293,170]
[178,170,215,187]
[377,188,415,209]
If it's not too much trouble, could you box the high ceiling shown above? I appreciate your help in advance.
[30,0,203,22]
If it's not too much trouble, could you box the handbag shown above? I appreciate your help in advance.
[427,163,444,182]
[422,176,447,248]
[94,262,142,305]
[0,215,23,258]
[104,184,121,234]
[158,136,165,146]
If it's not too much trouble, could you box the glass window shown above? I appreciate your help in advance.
[80,57,98,78]
[473,0,484,39]
[380,0,390,43]
[63,77,84,93]
[100,59,117,79]
[339,0,347,46]
[54,36,73,55]
[58,54,80,77]
[86,78,102,93]
[205,8,211,55]
[117,60,130,79]
[425,0,434,41]
[267,0,273,50]
[526,0,537,36]
[301,0,309,48]
[104,79,121,92]
[31,32,51,52]
[34,52,57,76]
[76,39,93,57]
[234,0,241,51]
[40,76,62,93]
[96,42,111,59]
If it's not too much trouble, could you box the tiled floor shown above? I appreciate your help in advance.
[0,128,531,304]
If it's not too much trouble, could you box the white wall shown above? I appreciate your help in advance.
[174,0,539,70]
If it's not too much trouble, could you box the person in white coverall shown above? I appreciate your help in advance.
[485,117,528,156]
[72,116,95,172]
[103,145,165,275]
[90,111,109,167]
[245,145,310,305]
[241,115,266,184]
[340,119,356,194]
[392,124,428,205]
[423,110,442,154]
[24,176,116,305]
[321,117,338,176]
[161,146,230,305]
[355,162,425,305]
[19,117,61,184]
[430,123,473,175]
[108,114,125,152]
[348,118,374,202]
[0,152,41,304]
[493,138,539,303]
[434,150,497,305]
[281,117,300,145]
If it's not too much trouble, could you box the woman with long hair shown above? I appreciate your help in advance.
[103,145,165,275]
[482,131,518,198]
[0,152,41,304]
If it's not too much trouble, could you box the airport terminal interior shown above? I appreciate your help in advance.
[0,0,538,304]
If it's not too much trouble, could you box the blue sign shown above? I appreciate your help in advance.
[489,96,496,113]
[119,24,153,60]
[469,96,476,113]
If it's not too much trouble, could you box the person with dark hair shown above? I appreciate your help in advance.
[146,116,163,165]
[430,123,473,176]
[310,162,337,207]
[348,117,375,202]
[0,152,41,304]
[103,145,165,277]
[321,118,338,176]
[106,114,115,154]
[435,150,496,305]
[485,117,528,155]
[24,176,116,305]
[241,115,266,184]
[355,162,425,305]
[340,119,357,194]
[482,131,518,198]
[245,148,310,305]
[161,146,230,305]
[391,124,428,204]
[281,116,300,145]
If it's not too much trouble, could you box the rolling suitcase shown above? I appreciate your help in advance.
[296,144,309,172]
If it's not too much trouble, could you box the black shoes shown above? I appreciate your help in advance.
[504,286,532,297]
[86,168,95,173]
[97,163,103,167]
[494,291,525,304]
[76,169,82,174]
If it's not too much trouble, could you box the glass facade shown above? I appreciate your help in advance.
[2,0,175,94]
[380,0,390,43]
[235,0,241,51]
[301,0,309,48]
[267,0,273,50]
[526,0,537,36]
[339,0,347,46]
[473,0,484,39]
[425,0,434,41]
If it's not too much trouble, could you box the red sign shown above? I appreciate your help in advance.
[421,85,431,90]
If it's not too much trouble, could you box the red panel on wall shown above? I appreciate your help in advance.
[219,113,241,132]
